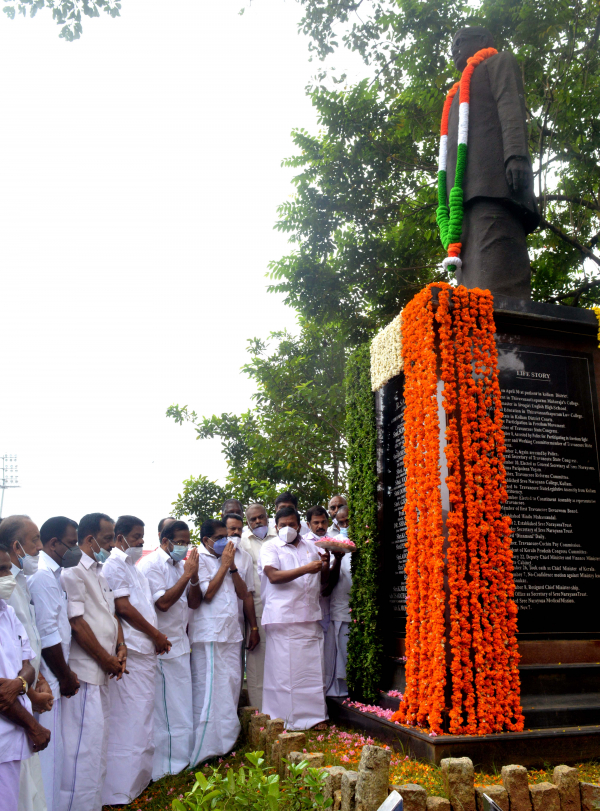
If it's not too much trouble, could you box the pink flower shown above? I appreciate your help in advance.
[303,749,307,753]
[178,795,183,800]
[260,727,264,732]
[231,751,236,756]
[317,735,324,742]
[429,731,438,738]
[218,758,223,763]
[341,755,350,762]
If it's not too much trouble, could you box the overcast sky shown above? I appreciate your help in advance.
[0,0,360,542]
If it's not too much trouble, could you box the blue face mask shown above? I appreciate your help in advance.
[338,527,349,538]
[169,544,188,562]
[212,537,229,556]
[94,547,111,564]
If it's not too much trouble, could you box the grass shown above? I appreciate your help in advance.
[104,725,600,810]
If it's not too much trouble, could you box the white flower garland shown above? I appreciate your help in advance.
[370,312,403,392]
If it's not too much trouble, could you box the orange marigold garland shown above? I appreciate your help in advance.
[394,283,523,736]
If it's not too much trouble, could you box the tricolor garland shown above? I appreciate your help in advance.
[437,48,498,271]
[392,282,523,736]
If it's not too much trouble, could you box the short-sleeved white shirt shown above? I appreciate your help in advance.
[258,536,322,625]
[330,552,352,622]
[240,527,278,618]
[0,600,34,764]
[188,544,253,644]
[138,547,191,659]
[9,564,42,679]
[102,546,158,655]
[28,550,71,697]
[303,532,334,619]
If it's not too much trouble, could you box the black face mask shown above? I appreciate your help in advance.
[61,546,83,568]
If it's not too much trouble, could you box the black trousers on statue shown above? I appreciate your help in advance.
[454,198,532,299]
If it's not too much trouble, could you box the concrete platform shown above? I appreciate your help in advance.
[327,696,600,768]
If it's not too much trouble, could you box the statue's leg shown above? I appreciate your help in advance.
[454,199,532,299]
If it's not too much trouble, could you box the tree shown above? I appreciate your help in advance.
[3,1,121,40]
[170,475,226,532]
[268,0,600,337]
[167,320,348,515]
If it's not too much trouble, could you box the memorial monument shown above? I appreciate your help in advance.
[333,28,600,765]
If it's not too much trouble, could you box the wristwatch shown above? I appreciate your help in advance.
[18,676,28,695]
[229,568,238,574]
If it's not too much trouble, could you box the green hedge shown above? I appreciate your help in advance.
[345,344,382,702]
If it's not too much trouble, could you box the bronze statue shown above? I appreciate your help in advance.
[446,27,539,299]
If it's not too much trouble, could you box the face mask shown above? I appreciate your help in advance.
[253,524,268,540]
[212,537,229,557]
[61,546,82,568]
[169,544,188,562]
[0,574,17,600]
[21,554,40,576]
[278,526,298,544]
[125,546,144,564]
[94,548,111,564]
[338,527,349,538]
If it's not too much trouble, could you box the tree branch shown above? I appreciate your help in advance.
[541,218,600,266]
[541,194,600,213]
[546,277,600,303]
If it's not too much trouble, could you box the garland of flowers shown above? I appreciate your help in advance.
[394,282,523,735]
[370,312,403,392]
[592,307,600,348]
[436,47,498,272]
[345,345,383,702]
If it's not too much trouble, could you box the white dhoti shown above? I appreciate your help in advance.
[263,621,328,730]
[245,616,266,711]
[0,760,21,811]
[153,653,193,780]
[59,681,110,811]
[102,651,156,805]
[325,621,349,697]
[190,641,242,766]
[36,698,62,811]
[19,752,47,811]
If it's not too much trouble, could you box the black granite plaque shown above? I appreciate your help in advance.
[379,374,407,635]
[497,344,600,635]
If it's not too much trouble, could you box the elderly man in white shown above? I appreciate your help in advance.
[60,512,127,811]
[138,520,201,779]
[239,503,277,710]
[28,516,80,811]
[101,515,172,805]
[259,505,330,730]
[0,544,51,811]
[0,515,55,811]
[189,517,258,766]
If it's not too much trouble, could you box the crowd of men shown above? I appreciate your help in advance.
[0,491,352,811]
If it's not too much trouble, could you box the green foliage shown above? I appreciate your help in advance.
[271,0,600,326]
[168,322,347,514]
[345,344,382,702]
[170,475,226,530]
[2,0,120,40]
[172,751,331,811]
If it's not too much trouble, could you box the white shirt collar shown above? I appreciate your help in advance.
[274,536,306,549]
[39,549,60,573]
[111,546,131,565]
[157,546,176,565]
[10,562,21,578]
[198,542,214,557]
[79,552,97,570]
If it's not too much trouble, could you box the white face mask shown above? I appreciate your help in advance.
[0,574,17,600]
[125,546,144,564]
[228,536,240,549]
[253,524,268,540]
[21,554,40,576]
[278,526,298,544]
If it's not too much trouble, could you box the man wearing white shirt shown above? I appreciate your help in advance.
[0,516,54,811]
[268,492,310,536]
[0,547,51,811]
[189,518,257,766]
[259,506,329,730]
[29,517,80,811]
[327,495,347,538]
[138,520,201,779]
[60,513,127,811]
[101,516,172,805]
[324,505,352,697]
[239,503,277,710]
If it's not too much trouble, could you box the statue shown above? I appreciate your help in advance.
[445,27,540,299]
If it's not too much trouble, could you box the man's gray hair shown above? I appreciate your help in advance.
[0,515,31,552]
